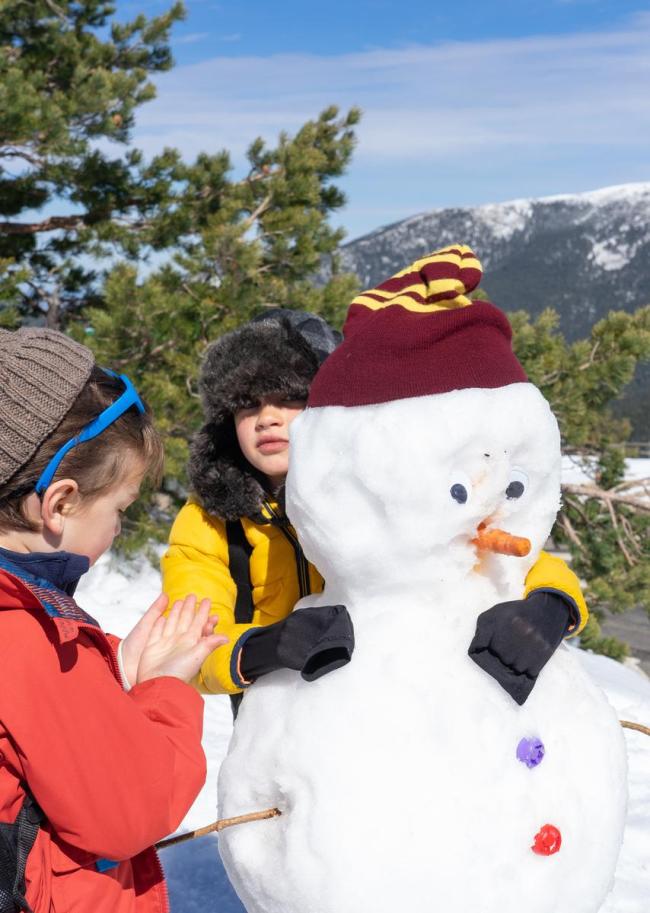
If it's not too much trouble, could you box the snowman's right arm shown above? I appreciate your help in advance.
[240,605,354,682]
[523,551,588,635]
[161,500,258,695]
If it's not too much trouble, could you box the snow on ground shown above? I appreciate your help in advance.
[561,455,650,486]
[76,547,650,913]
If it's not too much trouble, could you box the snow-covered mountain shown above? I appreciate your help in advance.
[337,183,650,435]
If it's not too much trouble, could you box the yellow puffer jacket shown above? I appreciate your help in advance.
[162,499,324,694]
[162,499,588,696]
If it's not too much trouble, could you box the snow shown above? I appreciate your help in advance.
[73,445,650,912]
[211,384,616,913]
[394,183,650,244]
[466,183,650,215]
[475,198,534,241]
[216,384,628,913]
[540,183,650,208]
[590,240,633,272]
[561,455,650,486]
[76,535,650,913]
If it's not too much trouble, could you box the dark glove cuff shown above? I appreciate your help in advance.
[526,588,576,634]
[239,605,355,683]
[279,604,355,682]
[301,637,354,682]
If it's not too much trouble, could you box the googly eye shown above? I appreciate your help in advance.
[506,468,528,500]
[449,472,472,505]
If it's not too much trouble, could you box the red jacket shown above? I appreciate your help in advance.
[0,561,207,913]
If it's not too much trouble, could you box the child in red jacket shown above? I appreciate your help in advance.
[0,327,227,913]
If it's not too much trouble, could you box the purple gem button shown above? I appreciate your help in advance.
[517,737,545,768]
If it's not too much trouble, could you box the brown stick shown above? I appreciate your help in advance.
[156,807,281,850]
[621,720,650,737]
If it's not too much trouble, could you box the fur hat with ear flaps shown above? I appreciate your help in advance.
[189,310,341,521]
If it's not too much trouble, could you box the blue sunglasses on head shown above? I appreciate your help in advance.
[35,371,145,495]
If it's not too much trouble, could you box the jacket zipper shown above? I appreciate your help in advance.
[263,502,312,599]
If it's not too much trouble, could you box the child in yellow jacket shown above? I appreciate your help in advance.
[162,309,588,710]
[162,311,353,715]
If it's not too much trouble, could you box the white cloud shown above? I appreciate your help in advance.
[172,32,210,45]
[132,15,650,236]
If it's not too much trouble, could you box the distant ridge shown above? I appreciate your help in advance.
[336,183,650,435]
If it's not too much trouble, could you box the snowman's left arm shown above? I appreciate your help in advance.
[468,552,588,705]
[523,550,587,636]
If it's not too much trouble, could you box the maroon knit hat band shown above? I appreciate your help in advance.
[308,246,527,409]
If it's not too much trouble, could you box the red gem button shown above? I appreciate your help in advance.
[531,823,562,856]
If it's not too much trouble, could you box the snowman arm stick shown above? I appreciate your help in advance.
[620,720,650,737]
[156,807,281,850]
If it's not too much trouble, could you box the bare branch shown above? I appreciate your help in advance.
[0,148,45,168]
[602,496,635,568]
[577,339,601,371]
[561,482,650,513]
[620,514,644,557]
[0,215,88,235]
[43,0,67,21]
[557,511,586,555]
[242,192,273,230]
[0,211,153,235]
[612,477,650,499]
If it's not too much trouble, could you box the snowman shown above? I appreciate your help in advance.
[217,246,627,913]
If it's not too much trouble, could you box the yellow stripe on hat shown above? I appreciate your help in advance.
[352,244,483,314]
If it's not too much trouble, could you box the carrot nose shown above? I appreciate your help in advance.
[472,522,531,557]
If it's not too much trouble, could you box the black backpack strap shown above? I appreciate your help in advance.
[0,791,44,913]
[225,520,254,624]
[225,520,254,721]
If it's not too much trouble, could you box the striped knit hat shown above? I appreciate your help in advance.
[308,245,527,408]
[0,327,95,486]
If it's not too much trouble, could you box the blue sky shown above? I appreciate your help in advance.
[118,1,650,239]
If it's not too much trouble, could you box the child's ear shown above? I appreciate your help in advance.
[38,479,82,534]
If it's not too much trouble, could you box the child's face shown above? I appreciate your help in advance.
[58,457,145,565]
[234,394,306,489]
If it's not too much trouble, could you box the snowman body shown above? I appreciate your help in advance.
[218,384,627,913]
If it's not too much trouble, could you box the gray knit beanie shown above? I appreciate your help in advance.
[0,327,95,487]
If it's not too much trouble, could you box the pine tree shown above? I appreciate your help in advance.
[511,306,650,656]
[0,0,185,327]
[82,106,361,493]
[0,0,361,551]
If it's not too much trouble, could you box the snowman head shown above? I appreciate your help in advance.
[285,246,562,598]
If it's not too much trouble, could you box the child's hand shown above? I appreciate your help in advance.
[136,594,228,685]
[121,594,171,687]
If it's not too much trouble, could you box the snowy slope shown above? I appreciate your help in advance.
[76,550,650,910]
[337,183,650,343]
[332,182,650,438]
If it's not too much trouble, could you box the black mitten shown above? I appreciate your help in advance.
[240,605,354,683]
[468,591,573,705]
